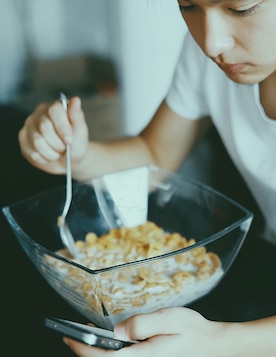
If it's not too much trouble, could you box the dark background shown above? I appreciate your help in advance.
[1,106,80,356]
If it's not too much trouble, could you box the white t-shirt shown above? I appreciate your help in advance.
[166,32,276,244]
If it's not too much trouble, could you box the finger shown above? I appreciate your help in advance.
[20,146,66,175]
[48,101,73,144]
[67,97,89,137]
[66,335,184,357]
[31,131,63,162]
[114,307,193,341]
[67,96,84,127]
[26,149,50,166]
[63,336,150,357]
[35,114,66,153]
[18,124,62,163]
[63,337,115,357]
[120,335,184,357]
[21,105,67,156]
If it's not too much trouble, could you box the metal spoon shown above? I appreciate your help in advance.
[58,93,79,258]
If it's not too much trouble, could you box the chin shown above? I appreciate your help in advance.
[225,71,265,85]
[223,65,275,85]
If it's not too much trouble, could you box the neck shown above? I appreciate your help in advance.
[259,71,276,120]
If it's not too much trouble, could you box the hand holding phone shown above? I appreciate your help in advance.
[44,317,138,350]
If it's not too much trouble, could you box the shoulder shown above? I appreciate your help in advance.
[179,32,209,76]
[166,32,215,118]
[172,32,219,97]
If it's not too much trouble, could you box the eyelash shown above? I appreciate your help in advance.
[179,5,194,13]
[230,4,260,17]
[179,3,261,17]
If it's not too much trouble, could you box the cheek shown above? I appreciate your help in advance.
[244,25,276,64]
[241,14,276,57]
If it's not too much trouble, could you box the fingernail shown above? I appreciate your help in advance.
[114,326,129,341]
[64,135,72,145]
[63,337,69,346]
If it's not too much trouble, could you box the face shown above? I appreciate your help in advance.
[177,0,276,85]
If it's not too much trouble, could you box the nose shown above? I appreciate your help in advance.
[201,10,235,58]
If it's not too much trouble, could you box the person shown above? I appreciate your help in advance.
[18,0,276,355]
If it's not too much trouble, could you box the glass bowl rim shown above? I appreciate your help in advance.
[2,164,254,275]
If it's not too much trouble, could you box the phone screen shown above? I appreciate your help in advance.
[44,317,137,350]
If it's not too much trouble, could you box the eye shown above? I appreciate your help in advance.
[229,3,260,17]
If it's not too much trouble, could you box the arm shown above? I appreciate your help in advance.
[63,307,276,357]
[18,96,210,181]
[72,99,210,180]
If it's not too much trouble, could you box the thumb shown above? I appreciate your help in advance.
[67,96,86,126]
[114,308,183,342]
[114,307,205,342]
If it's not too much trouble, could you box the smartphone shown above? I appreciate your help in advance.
[44,317,137,350]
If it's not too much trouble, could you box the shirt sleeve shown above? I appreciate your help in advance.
[166,32,210,120]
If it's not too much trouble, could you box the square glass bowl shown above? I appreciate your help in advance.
[2,165,253,329]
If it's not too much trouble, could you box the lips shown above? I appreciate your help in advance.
[218,63,246,74]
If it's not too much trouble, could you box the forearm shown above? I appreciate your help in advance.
[71,100,212,182]
[71,135,155,182]
[215,316,276,357]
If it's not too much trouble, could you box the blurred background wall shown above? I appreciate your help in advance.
[0,0,185,135]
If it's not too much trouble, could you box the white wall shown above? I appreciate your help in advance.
[109,0,186,134]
